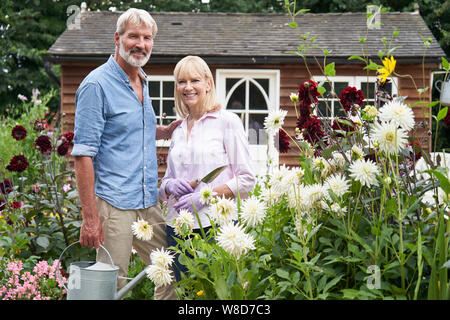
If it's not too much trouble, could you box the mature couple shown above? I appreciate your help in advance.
[71,8,255,300]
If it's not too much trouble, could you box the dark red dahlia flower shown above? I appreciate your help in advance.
[339,86,364,112]
[63,132,74,142]
[6,155,29,173]
[298,80,321,107]
[57,141,70,156]
[11,125,27,141]
[278,129,291,153]
[35,135,53,155]
[301,115,325,145]
[331,117,357,137]
[33,120,46,131]
[0,179,13,194]
[11,201,21,209]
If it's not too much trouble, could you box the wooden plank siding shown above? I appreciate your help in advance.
[60,61,438,176]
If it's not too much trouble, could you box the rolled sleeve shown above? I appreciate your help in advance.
[70,144,98,157]
[73,82,106,158]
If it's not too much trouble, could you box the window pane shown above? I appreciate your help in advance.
[149,81,160,97]
[317,101,330,117]
[255,78,269,93]
[334,82,349,97]
[249,113,267,145]
[335,103,347,117]
[163,100,175,117]
[163,81,174,98]
[361,82,375,100]
[227,82,245,110]
[320,81,332,98]
[152,100,160,116]
[226,78,241,96]
[383,82,392,95]
[249,81,268,110]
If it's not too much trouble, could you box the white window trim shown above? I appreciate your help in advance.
[149,75,177,147]
[216,69,280,173]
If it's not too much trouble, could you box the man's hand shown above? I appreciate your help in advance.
[156,119,182,140]
[80,213,104,248]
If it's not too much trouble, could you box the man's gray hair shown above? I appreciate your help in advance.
[116,8,157,37]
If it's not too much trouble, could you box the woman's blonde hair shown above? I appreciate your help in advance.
[116,8,158,38]
[173,56,221,118]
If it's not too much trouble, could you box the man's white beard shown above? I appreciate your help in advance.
[118,38,151,67]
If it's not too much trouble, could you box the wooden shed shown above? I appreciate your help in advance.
[45,10,446,177]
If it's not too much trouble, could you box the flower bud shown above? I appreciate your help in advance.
[290,93,299,103]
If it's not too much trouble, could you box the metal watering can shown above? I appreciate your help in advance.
[57,241,149,300]
[435,78,450,106]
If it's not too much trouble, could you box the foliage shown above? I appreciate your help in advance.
[123,252,156,300]
[153,2,450,300]
[0,90,82,263]
[0,256,67,300]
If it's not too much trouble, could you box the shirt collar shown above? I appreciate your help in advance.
[107,55,148,83]
[180,109,221,129]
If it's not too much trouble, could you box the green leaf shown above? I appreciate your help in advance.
[425,169,450,194]
[36,236,50,249]
[437,107,448,121]
[324,62,336,77]
[295,8,310,16]
[215,277,229,299]
[348,55,366,63]
[442,57,450,71]
[323,275,343,293]
[276,268,290,280]
[363,59,382,71]
[287,22,298,29]
[317,85,326,95]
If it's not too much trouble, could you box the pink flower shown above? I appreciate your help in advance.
[33,260,49,277]
[7,261,23,275]
[62,184,71,193]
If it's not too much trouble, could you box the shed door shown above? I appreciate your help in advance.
[216,69,280,177]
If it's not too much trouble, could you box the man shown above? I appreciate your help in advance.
[71,8,179,300]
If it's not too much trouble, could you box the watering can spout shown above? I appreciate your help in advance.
[115,266,149,300]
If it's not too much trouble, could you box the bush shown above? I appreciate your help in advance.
[0,89,82,262]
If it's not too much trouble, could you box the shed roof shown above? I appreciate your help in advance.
[47,11,445,64]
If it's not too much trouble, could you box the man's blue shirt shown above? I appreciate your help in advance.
[71,55,158,210]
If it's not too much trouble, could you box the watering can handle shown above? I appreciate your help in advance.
[435,80,442,93]
[56,241,116,292]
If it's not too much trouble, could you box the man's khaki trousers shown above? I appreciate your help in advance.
[95,196,177,300]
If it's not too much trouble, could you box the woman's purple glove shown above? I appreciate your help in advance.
[173,192,204,214]
[165,179,194,198]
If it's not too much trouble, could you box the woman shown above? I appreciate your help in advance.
[158,56,255,282]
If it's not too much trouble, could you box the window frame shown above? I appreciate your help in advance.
[216,69,281,174]
[149,75,177,147]
[313,75,399,121]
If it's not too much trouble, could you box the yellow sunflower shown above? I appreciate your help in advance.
[377,56,396,83]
